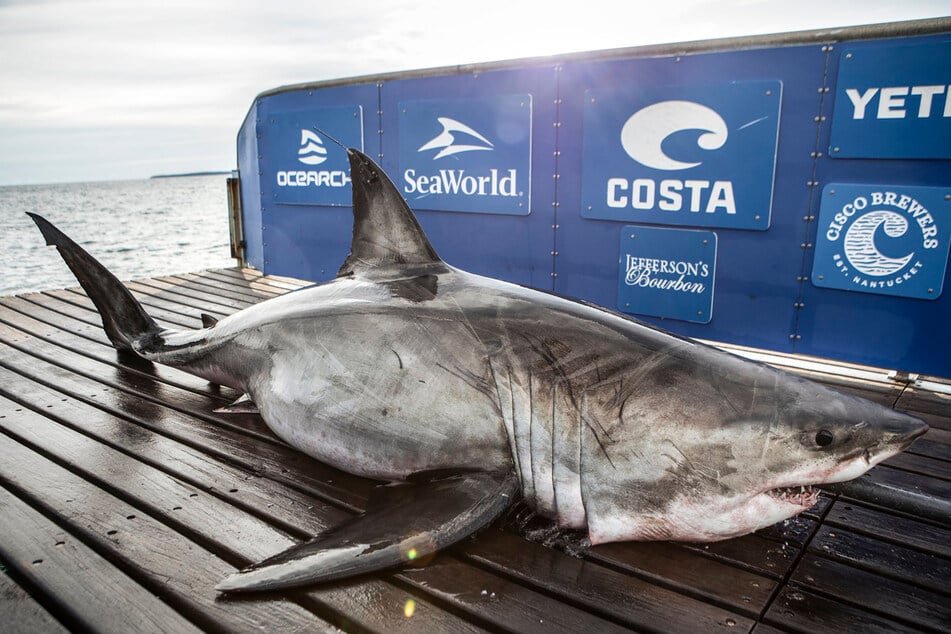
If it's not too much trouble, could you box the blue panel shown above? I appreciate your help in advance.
[581,80,780,230]
[795,30,951,376]
[830,42,951,159]
[238,27,951,378]
[617,225,717,323]
[236,103,263,269]
[254,84,380,281]
[398,95,532,215]
[381,69,557,289]
[811,183,951,300]
[265,107,364,206]
[555,44,826,351]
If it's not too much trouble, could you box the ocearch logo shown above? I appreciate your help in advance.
[620,101,729,170]
[297,129,328,165]
[275,128,349,189]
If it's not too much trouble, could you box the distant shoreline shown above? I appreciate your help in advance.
[150,171,231,179]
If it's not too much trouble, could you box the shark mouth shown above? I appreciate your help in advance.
[765,485,820,508]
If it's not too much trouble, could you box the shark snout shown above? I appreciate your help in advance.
[867,408,929,458]
[889,411,929,450]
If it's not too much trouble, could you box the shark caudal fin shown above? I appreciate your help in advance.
[337,149,446,278]
[28,213,161,353]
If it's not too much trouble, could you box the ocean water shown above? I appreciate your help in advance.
[0,176,236,297]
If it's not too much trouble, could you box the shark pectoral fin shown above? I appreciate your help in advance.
[200,313,218,328]
[213,394,259,414]
[215,470,518,593]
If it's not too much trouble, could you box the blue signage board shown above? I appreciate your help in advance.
[264,106,364,206]
[829,43,951,159]
[812,183,951,300]
[617,225,717,323]
[582,80,781,230]
[397,95,532,214]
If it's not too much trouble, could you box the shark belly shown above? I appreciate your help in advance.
[246,311,513,481]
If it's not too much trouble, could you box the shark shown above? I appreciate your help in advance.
[28,149,928,593]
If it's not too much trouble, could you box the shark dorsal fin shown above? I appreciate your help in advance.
[337,149,445,278]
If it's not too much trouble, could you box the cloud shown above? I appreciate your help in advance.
[1,0,948,184]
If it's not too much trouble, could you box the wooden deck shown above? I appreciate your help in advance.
[0,268,948,633]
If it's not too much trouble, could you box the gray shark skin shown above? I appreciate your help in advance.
[28,149,928,593]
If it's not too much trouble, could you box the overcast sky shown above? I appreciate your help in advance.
[1,0,947,186]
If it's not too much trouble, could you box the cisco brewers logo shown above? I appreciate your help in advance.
[582,80,780,230]
[404,116,517,198]
[813,184,950,300]
[276,129,350,188]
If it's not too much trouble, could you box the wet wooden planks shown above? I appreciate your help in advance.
[0,268,948,633]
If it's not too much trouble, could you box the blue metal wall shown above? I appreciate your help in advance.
[236,24,951,378]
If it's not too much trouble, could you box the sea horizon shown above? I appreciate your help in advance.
[0,175,237,297]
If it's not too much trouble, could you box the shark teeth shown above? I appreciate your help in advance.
[767,485,820,507]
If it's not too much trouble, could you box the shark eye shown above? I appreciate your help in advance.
[815,429,834,447]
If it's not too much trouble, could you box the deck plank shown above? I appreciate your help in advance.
[789,554,950,632]
[2,267,949,633]
[0,565,70,634]
[0,485,201,633]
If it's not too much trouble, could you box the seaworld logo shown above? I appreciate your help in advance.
[823,191,938,290]
[417,117,494,159]
[404,116,519,199]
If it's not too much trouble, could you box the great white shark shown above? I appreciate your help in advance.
[28,149,928,593]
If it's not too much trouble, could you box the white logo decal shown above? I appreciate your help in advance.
[623,254,710,294]
[297,129,328,165]
[843,210,914,276]
[824,191,940,290]
[418,117,494,160]
[620,101,728,170]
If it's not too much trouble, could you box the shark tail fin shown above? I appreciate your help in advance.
[28,213,161,353]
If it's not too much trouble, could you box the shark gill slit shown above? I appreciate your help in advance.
[488,357,521,490]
